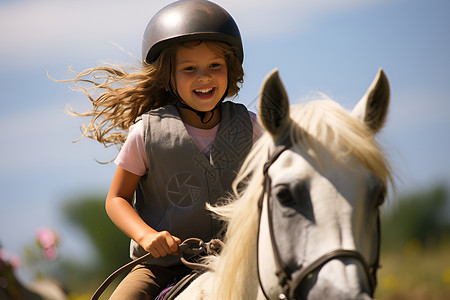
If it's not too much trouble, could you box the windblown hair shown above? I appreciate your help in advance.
[205,99,393,299]
[60,41,244,146]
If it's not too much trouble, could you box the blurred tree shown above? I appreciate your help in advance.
[60,194,130,293]
[382,184,450,251]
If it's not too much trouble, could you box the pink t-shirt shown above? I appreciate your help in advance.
[115,111,262,176]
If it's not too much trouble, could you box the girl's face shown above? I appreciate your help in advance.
[174,42,228,112]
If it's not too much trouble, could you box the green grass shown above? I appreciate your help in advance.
[375,239,450,299]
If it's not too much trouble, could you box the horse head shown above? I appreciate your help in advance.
[257,69,391,300]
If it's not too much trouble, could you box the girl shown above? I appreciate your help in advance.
[67,0,261,298]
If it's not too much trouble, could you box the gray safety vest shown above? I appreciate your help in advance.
[130,101,253,266]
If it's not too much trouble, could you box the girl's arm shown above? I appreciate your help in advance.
[105,166,181,258]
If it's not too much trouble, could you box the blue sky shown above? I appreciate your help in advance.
[1,0,449,276]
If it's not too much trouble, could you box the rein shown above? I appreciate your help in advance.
[256,140,380,300]
[90,238,223,300]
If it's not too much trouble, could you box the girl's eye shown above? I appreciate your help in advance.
[210,63,222,69]
[183,66,196,71]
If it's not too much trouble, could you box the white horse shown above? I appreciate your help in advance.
[174,68,392,300]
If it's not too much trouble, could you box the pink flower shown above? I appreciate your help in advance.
[0,249,21,269]
[36,228,58,250]
[44,247,57,261]
[36,227,59,260]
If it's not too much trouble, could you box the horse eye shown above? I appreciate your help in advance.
[374,185,387,206]
[368,176,387,207]
[273,185,293,204]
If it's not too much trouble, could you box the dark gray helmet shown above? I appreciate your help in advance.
[142,0,243,64]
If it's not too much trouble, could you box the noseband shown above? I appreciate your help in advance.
[256,139,380,300]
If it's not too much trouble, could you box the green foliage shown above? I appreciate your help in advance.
[61,194,130,293]
[377,184,450,299]
[382,184,450,251]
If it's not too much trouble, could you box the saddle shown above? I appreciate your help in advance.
[155,271,202,300]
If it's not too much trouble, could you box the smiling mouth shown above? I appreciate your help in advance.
[194,87,214,97]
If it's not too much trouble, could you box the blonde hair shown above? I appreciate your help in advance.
[60,41,244,146]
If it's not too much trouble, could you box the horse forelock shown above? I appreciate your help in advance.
[289,100,392,188]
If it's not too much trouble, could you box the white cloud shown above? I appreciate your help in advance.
[0,0,391,67]
[0,0,165,66]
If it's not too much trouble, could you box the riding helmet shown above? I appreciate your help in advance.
[142,0,243,64]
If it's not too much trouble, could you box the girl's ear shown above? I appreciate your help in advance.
[351,68,390,134]
[258,69,291,138]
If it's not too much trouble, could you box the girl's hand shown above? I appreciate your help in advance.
[140,231,181,258]
[106,167,181,258]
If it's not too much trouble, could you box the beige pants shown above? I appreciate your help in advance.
[109,264,191,300]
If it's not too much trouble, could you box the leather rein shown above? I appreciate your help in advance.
[256,140,380,300]
[90,238,223,300]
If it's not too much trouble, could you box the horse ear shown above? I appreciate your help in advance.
[352,68,390,133]
[258,69,291,137]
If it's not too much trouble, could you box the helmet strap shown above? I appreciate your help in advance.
[168,82,228,124]
[176,101,219,124]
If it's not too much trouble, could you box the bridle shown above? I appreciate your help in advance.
[256,139,381,300]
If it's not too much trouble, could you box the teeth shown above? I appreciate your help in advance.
[195,87,213,93]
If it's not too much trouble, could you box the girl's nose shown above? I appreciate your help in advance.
[197,69,212,82]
